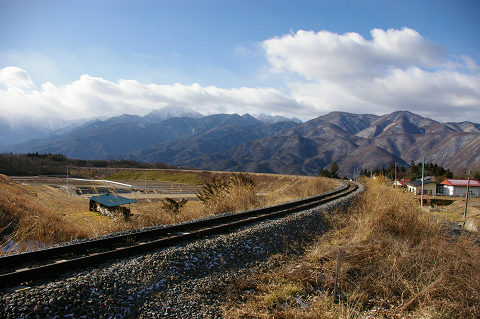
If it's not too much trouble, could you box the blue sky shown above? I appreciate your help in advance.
[0,0,479,122]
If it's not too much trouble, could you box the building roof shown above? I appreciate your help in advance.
[441,179,480,187]
[407,179,437,187]
[392,178,410,186]
[90,193,136,207]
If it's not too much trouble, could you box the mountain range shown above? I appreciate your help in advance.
[1,108,479,176]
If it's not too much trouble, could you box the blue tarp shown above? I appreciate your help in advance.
[90,193,136,207]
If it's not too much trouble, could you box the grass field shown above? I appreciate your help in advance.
[105,170,204,185]
[429,197,480,222]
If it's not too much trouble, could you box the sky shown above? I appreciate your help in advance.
[0,0,479,123]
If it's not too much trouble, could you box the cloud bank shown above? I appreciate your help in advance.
[0,70,307,121]
[0,27,479,122]
[0,66,35,90]
[262,27,480,121]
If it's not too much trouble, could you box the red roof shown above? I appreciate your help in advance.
[392,178,410,186]
[441,179,480,187]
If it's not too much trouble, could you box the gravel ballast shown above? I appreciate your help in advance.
[1,183,363,318]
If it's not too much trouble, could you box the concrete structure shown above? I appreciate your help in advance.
[407,178,437,195]
[89,193,136,219]
[440,179,480,198]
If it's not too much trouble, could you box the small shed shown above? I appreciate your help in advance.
[407,178,437,195]
[441,179,480,198]
[89,193,136,219]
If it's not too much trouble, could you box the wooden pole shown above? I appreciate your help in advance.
[464,170,471,219]
[394,162,397,189]
[333,247,342,303]
[421,158,425,208]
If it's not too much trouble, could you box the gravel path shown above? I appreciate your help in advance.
[0,183,363,318]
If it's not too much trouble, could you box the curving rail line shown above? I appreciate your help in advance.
[0,182,357,289]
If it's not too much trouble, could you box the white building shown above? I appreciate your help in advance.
[440,179,480,197]
[407,179,437,195]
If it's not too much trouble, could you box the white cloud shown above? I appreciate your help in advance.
[1,27,479,123]
[262,28,443,81]
[0,66,35,90]
[0,68,307,120]
[262,27,480,122]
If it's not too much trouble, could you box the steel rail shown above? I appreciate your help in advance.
[0,182,357,288]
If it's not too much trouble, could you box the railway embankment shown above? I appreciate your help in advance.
[0,182,363,318]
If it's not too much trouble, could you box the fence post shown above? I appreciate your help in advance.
[333,247,342,303]
[464,170,471,219]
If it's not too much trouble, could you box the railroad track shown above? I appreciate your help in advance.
[0,182,357,289]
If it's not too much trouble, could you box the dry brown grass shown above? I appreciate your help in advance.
[255,175,336,206]
[224,177,480,319]
[1,172,336,254]
[0,174,139,252]
[432,197,480,222]
[197,173,261,215]
[129,200,206,226]
[194,173,336,216]
[0,175,90,252]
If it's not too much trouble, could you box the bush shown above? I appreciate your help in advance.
[160,198,188,222]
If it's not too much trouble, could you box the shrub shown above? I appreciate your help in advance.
[160,198,188,222]
[197,173,259,215]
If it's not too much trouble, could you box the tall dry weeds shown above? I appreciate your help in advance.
[311,177,480,318]
[262,176,336,206]
[0,174,89,252]
[197,173,260,215]
[224,177,480,318]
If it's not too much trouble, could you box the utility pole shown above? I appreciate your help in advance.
[394,162,397,189]
[464,169,471,219]
[421,158,425,209]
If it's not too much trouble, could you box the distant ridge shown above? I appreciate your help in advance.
[252,113,302,124]
[144,106,204,121]
[180,110,480,175]
[2,110,479,176]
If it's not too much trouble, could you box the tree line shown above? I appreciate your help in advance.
[0,153,175,176]
[320,161,480,181]
[367,162,455,181]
